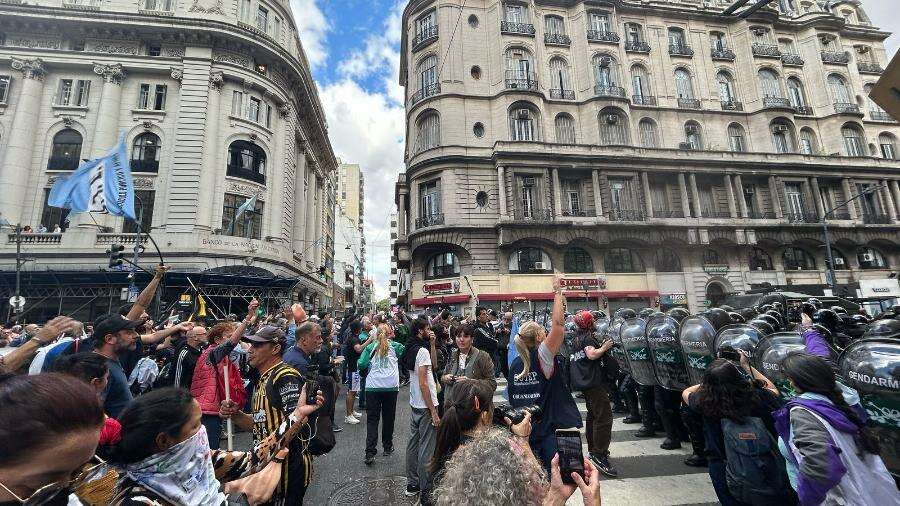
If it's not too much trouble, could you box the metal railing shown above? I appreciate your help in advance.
[412,25,438,50]
[786,212,819,223]
[586,30,620,43]
[607,209,645,221]
[513,209,554,222]
[226,165,266,185]
[834,102,861,114]
[410,82,440,106]
[869,110,894,122]
[678,98,701,109]
[594,85,626,98]
[794,105,814,116]
[752,43,782,57]
[500,21,535,36]
[763,96,791,109]
[624,40,651,52]
[781,53,805,66]
[862,213,892,224]
[631,95,657,106]
[747,211,777,219]
[7,233,62,245]
[561,209,597,217]
[858,62,883,74]
[131,159,159,173]
[821,51,850,64]
[721,101,743,111]
[549,88,575,100]
[544,33,571,46]
[47,156,80,171]
[711,48,736,60]
[653,209,684,218]
[827,212,852,220]
[669,43,694,57]
[505,71,538,91]
[62,0,101,9]
[415,213,445,229]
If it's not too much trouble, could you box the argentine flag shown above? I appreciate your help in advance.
[49,133,136,221]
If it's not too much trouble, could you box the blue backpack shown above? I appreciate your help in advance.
[721,416,790,504]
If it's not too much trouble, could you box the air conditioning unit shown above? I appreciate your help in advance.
[534,262,549,270]
[605,114,619,124]
[678,142,695,150]
[516,108,530,119]
[834,257,846,265]
[523,176,536,187]
[773,125,789,133]
[861,253,875,262]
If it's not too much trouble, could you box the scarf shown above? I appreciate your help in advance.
[122,427,225,505]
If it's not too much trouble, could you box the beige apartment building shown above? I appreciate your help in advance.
[393,0,900,314]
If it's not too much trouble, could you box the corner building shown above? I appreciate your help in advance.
[394,0,900,314]
[0,0,336,319]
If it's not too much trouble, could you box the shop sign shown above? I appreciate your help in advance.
[661,293,688,305]
[703,265,729,275]
[560,277,607,289]
[859,279,900,298]
[424,281,459,294]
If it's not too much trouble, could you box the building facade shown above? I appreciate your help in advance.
[0,0,336,320]
[333,161,368,309]
[394,0,900,314]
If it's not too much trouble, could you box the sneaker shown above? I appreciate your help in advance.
[345,415,360,425]
[590,453,619,478]
[364,454,376,465]
[353,411,363,418]
[404,485,420,497]
[660,438,682,450]
[332,424,343,433]
[383,447,394,456]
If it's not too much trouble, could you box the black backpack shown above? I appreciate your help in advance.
[721,416,790,504]
[305,376,336,456]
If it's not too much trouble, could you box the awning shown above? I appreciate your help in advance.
[410,294,471,306]
[478,290,659,301]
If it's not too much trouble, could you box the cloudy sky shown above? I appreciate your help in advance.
[291,0,899,301]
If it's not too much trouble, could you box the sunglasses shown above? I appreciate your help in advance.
[0,455,106,506]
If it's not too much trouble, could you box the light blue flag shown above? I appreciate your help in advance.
[234,195,258,220]
[507,315,521,368]
[49,133,135,221]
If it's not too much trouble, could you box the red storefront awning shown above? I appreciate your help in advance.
[410,294,471,306]
[478,291,660,301]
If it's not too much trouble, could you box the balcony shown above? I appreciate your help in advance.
[500,21,535,36]
[702,210,733,219]
[678,98,701,109]
[415,213,445,229]
[781,53,805,66]
[412,25,438,51]
[834,102,861,115]
[653,209,684,218]
[130,159,159,173]
[47,156,80,171]
[631,95,657,106]
[607,209,645,221]
[669,44,694,57]
[869,110,895,122]
[96,233,149,246]
[752,43,782,58]
[786,212,819,224]
[561,209,597,218]
[505,71,538,91]
[624,40,651,53]
[821,51,850,65]
[858,62,883,74]
[721,101,743,111]
[586,30,620,44]
[826,212,852,221]
[549,88,575,100]
[512,209,554,222]
[410,82,440,106]
[226,165,266,185]
[794,105,814,116]
[62,0,101,10]
[594,85,626,99]
[7,233,62,245]
[762,96,792,109]
[862,213,892,225]
[711,48,736,61]
[747,211,777,219]
[544,33,571,46]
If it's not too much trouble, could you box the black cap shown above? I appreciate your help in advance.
[92,314,143,340]
[242,325,286,344]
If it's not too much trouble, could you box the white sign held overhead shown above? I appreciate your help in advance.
[9,296,25,311]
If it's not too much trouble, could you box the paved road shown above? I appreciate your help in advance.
[236,378,719,505]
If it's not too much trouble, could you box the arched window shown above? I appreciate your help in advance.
[505,47,536,87]
[555,114,576,144]
[509,103,539,141]
[599,109,629,146]
[605,248,644,273]
[717,71,737,104]
[564,247,594,273]
[828,74,852,104]
[787,77,807,108]
[509,248,552,273]
[426,252,460,279]
[415,112,440,153]
[674,68,694,99]
[783,246,816,270]
[631,64,651,101]
[131,133,160,173]
[639,118,658,148]
[549,57,572,95]
[48,129,83,171]
[703,249,723,265]
[728,123,746,152]
[685,121,703,150]
[879,133,897,159]
[749,247,773,270]
[416,54,438,98]
[758,69,783,98]
[799,127,818,155]
[841,124,864,156]
[654,249,681,272]
[857,247,889,269]
[592,54,619,87]
[771,119,795,154]
[226,140,266,184]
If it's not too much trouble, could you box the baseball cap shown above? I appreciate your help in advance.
[242,325,286,344]
[92,314,143,339]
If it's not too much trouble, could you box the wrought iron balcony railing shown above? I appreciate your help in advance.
[752,43,782,57]
[586,30,620,43]
[794,105,814,116]
[678,98,701,109]
[504,70,538,91]
[631,95,657,106]
[711,48,736,61]
[721,100,743,111]
[594,85,626,98]
[786,212,819,223]
[501,21,535,36]
[624,40,651,52]
[412,25,438,50]
[821,51,850,64]
[562,209,597,218]
[834,102,861,114]
[781,53,804,66]
[549,88,575,100]
[544,33,571,46]
[410,82,440,106]
[747,211,777,219]
[862,213,892,225]
[512,209,554,222]
[869,110,895,122]
[607,209,646,222]
[415,213,445,229]
[669,43,694,57]
[763,96,791,109]
[857,62,883,74]
[826,212,852,220]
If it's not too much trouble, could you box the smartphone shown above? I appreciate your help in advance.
[555,429,585,484]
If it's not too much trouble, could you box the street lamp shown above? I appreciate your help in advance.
[822,184,887,294]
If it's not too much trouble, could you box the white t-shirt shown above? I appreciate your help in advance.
[458,352,468,372]
[409,347,438,409]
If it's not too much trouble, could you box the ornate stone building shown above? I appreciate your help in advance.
[394,0,900,314]
[0,0,336,320]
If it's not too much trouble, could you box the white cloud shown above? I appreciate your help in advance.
[289,0,330,68]
[862,0,899,58]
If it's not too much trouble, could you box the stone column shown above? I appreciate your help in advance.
[841,178,858,220]
[292,146,308,254]
[880,180,897,221]
[196,71,224,231]
[497,166,507,217]
[688,173,701,218]
[678,172,691,218]
[551,168,562,217]
[891,180,900,223]
[314,175,324,267]
[304,166,318,267]
[0,58,46,224]
[769,176,783,218]
[810,177,825,219]
[734,174,748,218]
[725,174,737,218]
[591,169,603,216]
[641,171,653,217]
[91,63,126,157]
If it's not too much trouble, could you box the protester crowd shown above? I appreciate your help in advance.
[2,266,899,506]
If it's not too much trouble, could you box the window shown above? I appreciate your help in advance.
[144,0,173,10]
[779,38,797,54]
[426,252,460,279]
[48,129,83,171]
[865,83,887,115]
[599,110,629,146]
[505,47,535,84]
[758,69,782,98]
[857,183,880,216]
[123,190,155,234]
[138,84,150,109]
[654,249,681,272]
[631,65,651,99]
[419,179,441,218]
[800,128,817,155]
[415,112,440,152]
[509,248,552,273]
[504,3,527,23]
[238,0,251,22]
[545,15,565,35]
[555,114,576,144]
[56,79,90,107]
[857,247,889,269]
[417,54,438,94]
[842,125,864,156]
[565,181,582,214]
[674,69,694,99]
[605,248,644,273]
[783,247,816,270]
[749,248,773,270]
[717,71,737,103]
[232,91,271,128]
[828,74,851,104]
[221,193,263,239]
[416,10,437,39]
[820,35,838,52]
[624,23,643,44]
[728,124,746,152]
[685,121,703,150]
[743,184,757,215]
[593,54,619,87]
[519,176,536,217]
[588,11,611,32]
[668,27,687,48]
[752,27,773,44]
[154,85,167,110]
[564,247,594,273]
[131,133,160,173]
[256,6,269,32]
[771,120,794,153]
[226,140,266,184]
[137,83,167,110]
[879,133,896,159]
[510,105,537,141]
[249,97,261,123]
[639,119,658,148]
[787,78,807,108]
[785,182,805,216]
[272,15,281,40]
[609,180,628,210]
[40,188,70,232]
[703,249,723,265]
[549,57,571,92]
[710,31,728,52]
[0,75,9,103]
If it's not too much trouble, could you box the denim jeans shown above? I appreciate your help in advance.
[406,407,436,490]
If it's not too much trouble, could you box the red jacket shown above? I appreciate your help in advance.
[191,346,246,415]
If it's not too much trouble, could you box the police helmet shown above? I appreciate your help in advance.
[863,319,900,340]
[813,308,842,335]
[666,307,691,323]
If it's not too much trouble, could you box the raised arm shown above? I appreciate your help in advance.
[0,317,74,374]
[126,265,168,321]
[543,277,567,356]
[141,321,192,345]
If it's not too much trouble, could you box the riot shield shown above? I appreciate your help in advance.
[646,315,690,391]
[753,332,805,400]
[606,318,629,373]
[839,338,900,477]
[714,324,764,356]
[679,315,717,385]
[620,318,657,386]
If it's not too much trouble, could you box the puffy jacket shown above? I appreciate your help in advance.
[191,345,246,415]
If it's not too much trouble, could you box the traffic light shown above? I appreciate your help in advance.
[107,244,125,268]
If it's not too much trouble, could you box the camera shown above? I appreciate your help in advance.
[493,404,542,426]
[303,363,320,405]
